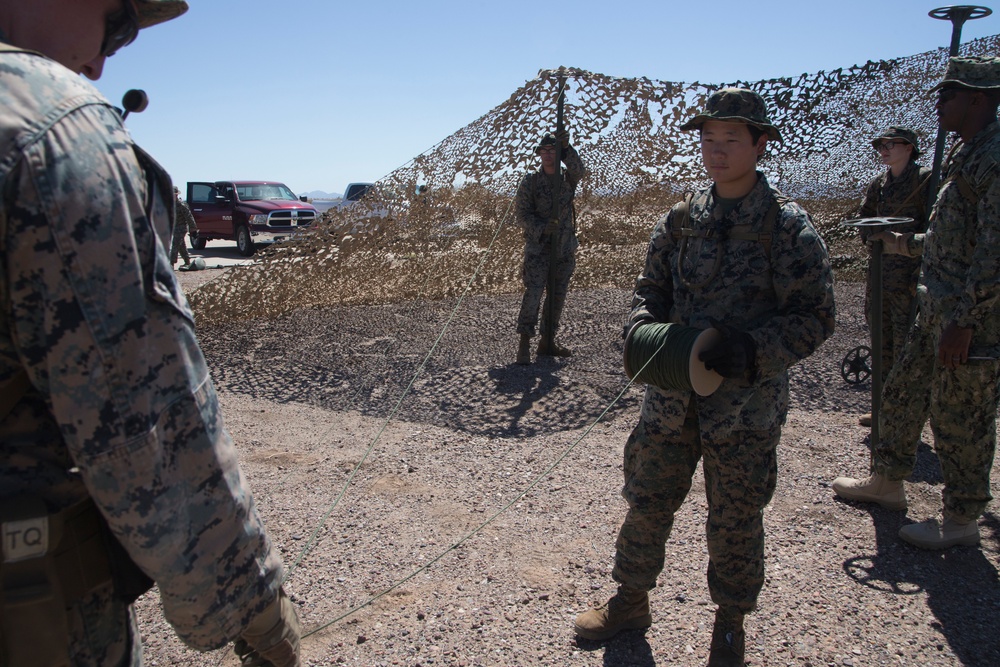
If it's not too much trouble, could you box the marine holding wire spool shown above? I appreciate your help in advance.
[575,88,836,666]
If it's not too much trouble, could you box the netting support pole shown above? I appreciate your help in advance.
[544,69,567,345]
[925,5,993,213]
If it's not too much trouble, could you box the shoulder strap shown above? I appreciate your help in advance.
[670,193,779,260]
[941,124,1000,208]
[669,193,693,238]
[883,169,931,219]
[952,173,979,208]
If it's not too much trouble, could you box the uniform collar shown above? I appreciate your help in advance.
[705,171,771,224]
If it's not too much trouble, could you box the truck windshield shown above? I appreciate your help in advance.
[345,184,372,201]
[236,183,298,201]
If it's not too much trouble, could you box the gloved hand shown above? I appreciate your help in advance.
[868,231,910,256]
[234,588,301,667]
[699,318,756,379]
[555,128,570,150]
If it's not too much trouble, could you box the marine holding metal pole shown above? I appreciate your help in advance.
[924,5,993,213]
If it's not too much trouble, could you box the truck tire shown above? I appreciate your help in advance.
[235,224,255,256]
[191,234,207,250]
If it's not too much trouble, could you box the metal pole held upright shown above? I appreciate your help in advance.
[870,238,884,455]
[544,69,567,346]
[925,6,993,212]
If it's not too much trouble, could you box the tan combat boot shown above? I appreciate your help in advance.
[515,334,531,365]
[537,337,572,357]
[899,513,980,550]
[858,413,872,427]
[574,586,651,641]
[831,472,906,510]
[707,607,745,667]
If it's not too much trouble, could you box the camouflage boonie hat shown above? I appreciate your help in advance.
[871,126,921,158]
[535,133,558,153]
[135,0,189,29]
[931,56,1000,92]
[680,88,782,142]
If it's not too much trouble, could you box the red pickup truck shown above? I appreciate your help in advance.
[186,180,319,256]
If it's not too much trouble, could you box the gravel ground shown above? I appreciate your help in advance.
[138,270,1000,667]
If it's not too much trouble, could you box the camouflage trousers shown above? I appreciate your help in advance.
[612,401,779,614]
[876,321,999,521]
[516,231,576,337]
[169,225,190,265]
[865,276,917,381]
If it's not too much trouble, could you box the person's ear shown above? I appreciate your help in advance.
[756,135,767,158]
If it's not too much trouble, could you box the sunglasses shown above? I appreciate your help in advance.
[100,1,140,58]
[875,140,906,152]
[937,87,966,105]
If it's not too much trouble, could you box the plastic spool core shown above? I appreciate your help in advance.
[688,328,724,396]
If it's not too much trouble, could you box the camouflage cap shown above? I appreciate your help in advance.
[931,56,1000,92]
[680,88,782,142]
[134,0,189,29]
[871,126,921,158]
[535,133,558,153]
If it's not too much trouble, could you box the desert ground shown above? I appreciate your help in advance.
[133,262,1000,667]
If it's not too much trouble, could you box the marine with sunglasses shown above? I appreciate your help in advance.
[0,2,300,665]
[852,127,932,428]
[832,56,1000,550]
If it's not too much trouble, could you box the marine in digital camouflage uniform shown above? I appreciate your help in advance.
[0,2,299,666]
[170,186,197,266]
[514,130,586,364]
[574,89,835,666]
[857,127,932,384]
[832,57,1000,551]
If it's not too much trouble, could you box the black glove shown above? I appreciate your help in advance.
[555,128,570,150]
[699,318,756,379]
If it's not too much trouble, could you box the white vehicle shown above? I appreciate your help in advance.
[328,182,390,235]
[333,182,375,211]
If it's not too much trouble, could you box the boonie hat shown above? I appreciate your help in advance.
[680,88,782,142]
[135,0,189,29]
[871,126,921,158]
[931,56,1000,92]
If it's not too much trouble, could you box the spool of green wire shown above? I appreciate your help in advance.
[623,322,724,396]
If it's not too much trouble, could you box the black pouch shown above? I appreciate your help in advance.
[98,519,154,604]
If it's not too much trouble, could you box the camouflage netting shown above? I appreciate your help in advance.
[190,35,1000,327]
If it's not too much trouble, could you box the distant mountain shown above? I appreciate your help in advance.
[302,190,340,199]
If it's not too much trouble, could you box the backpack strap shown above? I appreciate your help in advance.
[668,193,693,240]
[950,172,979,208]
[670,193,780,261]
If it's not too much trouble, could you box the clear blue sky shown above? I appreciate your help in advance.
[91,0,998,197]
